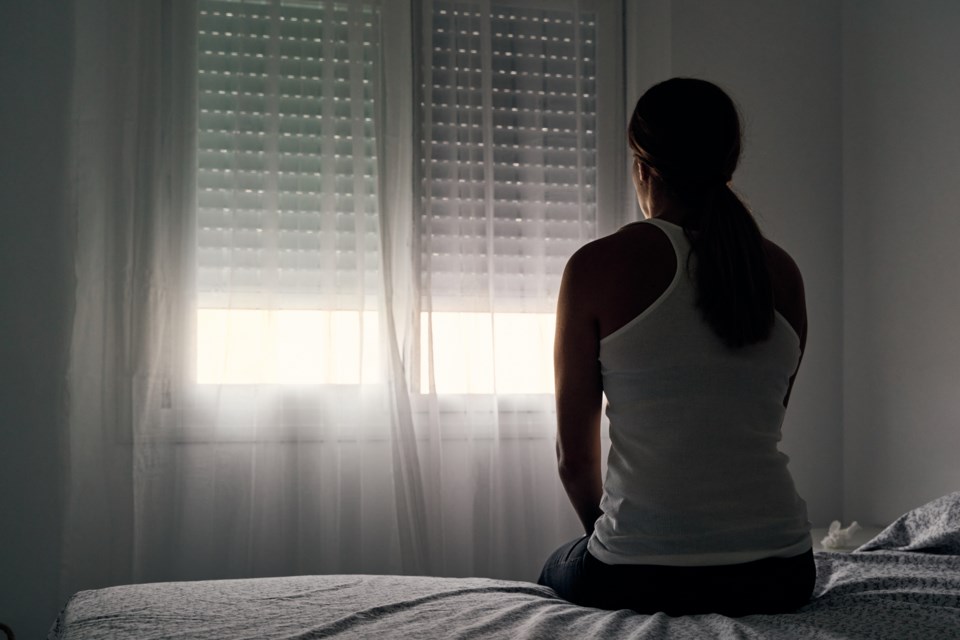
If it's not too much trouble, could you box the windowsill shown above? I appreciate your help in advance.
[132,383,563,444]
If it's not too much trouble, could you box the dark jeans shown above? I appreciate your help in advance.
[538,536,816,617]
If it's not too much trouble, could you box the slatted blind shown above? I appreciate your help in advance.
[421,1,598,312]
[197,0,381,309]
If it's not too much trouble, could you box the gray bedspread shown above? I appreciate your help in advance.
[50,493,960,639]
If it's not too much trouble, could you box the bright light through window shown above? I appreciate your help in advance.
[197,310,381,385]
[197,310,556,394]
[420,312,556,395]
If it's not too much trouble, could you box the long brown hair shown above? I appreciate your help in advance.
[628,78,774,348]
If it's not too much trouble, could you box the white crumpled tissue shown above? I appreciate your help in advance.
[821,520,862,550]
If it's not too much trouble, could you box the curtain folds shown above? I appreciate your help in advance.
[62,0,596,604]
[63,0,199,596]
[376,0,434,574]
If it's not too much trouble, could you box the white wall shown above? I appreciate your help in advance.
[842,0,960,525]
[0,1,74,637]
[633,0,845,526]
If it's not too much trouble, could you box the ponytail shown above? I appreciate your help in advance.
[686,184,774,348]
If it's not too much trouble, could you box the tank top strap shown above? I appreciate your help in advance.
[638,217,690,261]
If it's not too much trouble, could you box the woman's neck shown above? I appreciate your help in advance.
[644,199,700,227]
[639,181,700,227]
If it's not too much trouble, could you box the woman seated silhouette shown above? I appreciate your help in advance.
[538,78,815,617]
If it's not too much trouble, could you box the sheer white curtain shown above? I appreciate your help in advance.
[62,0,620,600]
[414,0,607,577]
[63,0,197,594]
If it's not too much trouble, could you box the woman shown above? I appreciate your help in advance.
[538,78,815,616]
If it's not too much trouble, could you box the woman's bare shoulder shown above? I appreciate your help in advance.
[763,237,806,341]
[564,222,670,281]
[762,239,804,292]
[562,222,676,338]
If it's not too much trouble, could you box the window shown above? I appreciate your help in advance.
[420,1,598,394]
[194,0,620,391]
[196,0,382,384]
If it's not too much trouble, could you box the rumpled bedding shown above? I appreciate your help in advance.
[49,493,960,639]
[857,491,960,555]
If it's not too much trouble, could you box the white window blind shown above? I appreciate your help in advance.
[421,1,598,313]
[197,0,381,310]
[193,0,615,389]
[196,0,384,384]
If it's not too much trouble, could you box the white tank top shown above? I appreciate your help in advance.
[587,217,811,566]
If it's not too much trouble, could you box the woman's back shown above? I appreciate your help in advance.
[581,217,810,566]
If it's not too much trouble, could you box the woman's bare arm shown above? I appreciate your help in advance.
[764,239,808,408]
[553,246,604,535]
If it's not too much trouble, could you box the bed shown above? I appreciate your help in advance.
[49,492,960,639]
